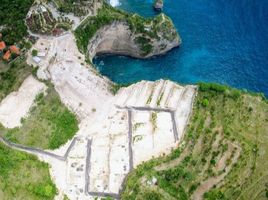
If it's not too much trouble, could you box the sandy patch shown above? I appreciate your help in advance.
[0,75,47,128]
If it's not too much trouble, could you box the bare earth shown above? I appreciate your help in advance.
[0,75,47,128]
[0,33,196,200]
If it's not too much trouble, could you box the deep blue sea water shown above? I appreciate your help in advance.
[94,0,268,96]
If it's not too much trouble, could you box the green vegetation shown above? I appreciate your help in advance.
[121,83,268,200]
[134,36,153,56]
[0,57,32,102]
[50,0,90,17]
[0,142,57,200]
[75,3,178,56]
[110,83,130,95]
[75,3,129,53]
[32,49,38,56]
[26,4,72,35]
[63,194,70,200]
[0,84,79,150]
[146,91,154,104]
[0,0,34,45]
[0,58,78,150]
[151,112,158,131]
[133,122,145,131]
[157,92,164,106]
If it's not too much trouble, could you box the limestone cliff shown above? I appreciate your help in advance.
[87,19,180,59]
[75,3,181,59]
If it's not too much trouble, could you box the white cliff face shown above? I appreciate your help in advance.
[23,33,196,200]
[87,20,181,59]
[88,22,141,59]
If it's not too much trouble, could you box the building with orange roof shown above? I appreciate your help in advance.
[0,41,6,51]
[9,45,20,55]
[3,50,11,61]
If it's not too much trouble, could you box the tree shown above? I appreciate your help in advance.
[202,98,209,107]
[32,49,38,56]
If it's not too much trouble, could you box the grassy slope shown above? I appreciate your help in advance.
[0,142,57,200]
[121,83,268,200]
[0,84,79,150]
[0,59,79,150]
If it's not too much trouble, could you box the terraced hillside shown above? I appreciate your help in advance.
[121,83,268,200]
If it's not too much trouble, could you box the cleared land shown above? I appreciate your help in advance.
[0,83,79,150]
[0,142,57,200]
[0,75,47,128]
[19,33,195,199]
[0,57,78,150]
[121,83,268,200]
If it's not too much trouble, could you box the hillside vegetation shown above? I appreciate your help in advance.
[0,84,79,150]
[50,0,93,16]
[0,58,32,102]
[121,83,268,200]
[0,142,57,200]
[0,0,33,44]
[0,59,79,150]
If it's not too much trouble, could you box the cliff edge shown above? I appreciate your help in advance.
[75,3,181,59]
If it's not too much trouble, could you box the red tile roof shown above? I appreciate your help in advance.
[3,50,11,61]
[0,41,6,51]
[9,45,20,55]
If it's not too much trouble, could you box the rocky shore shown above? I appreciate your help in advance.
[154,0,164,11]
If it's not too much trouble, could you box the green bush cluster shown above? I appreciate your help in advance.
[0,0,34,45]
[134,36,153,56]
[32,49,38,56]
[0,142,57,199]
[54,0,88,17]
[110,83,130,95]
[0,58,32,101]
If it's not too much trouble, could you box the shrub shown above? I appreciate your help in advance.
[32,49,38,56]
[202,98,209,107]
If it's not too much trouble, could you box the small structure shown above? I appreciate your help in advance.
[0,41,6,51]
[37,51,46,57]
[9,45,20,55]
[3,50,11,61]
[147,176,158,186]
[0,35,20,61]
[52,28,63,36]
[33,56,41,64]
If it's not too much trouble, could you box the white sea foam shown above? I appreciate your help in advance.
[110,0,121,7]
